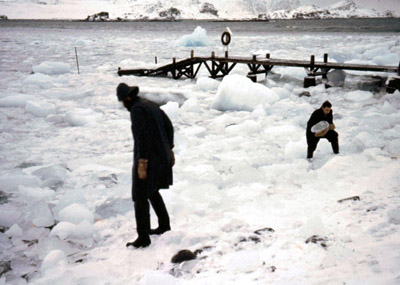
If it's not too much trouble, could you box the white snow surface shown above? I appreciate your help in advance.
[0,0,399,20]
[0,21,400,284]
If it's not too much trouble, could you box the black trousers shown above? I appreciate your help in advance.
[307,130,339,158]
[134,180,170,237]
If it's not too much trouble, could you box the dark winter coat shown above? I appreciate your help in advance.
[129,97,174,201]
[306,108,333,139]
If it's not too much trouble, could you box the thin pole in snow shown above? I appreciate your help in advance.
[75,47,80,74]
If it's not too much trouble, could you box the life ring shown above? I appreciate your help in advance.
[221,31,231,46]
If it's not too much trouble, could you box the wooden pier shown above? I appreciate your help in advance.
[118,51,400,91]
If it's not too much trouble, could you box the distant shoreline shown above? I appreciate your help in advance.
[0,17,399,22]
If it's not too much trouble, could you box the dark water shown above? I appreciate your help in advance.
[1,18,399,34]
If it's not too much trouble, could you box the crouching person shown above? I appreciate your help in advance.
[306,100,339,159]
[116,83,175,248]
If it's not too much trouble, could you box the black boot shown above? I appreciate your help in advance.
[149,191,171,235]
[332,140,339,154]
[126,235,151,248]
[127,200,151,248]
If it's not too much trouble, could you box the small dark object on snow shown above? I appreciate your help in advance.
[254,227,275,235]
[238,236,261,244]
[305,235,328,248]
[269,266,277,272]
[0,261,11,276]
[171,249,197,264]
[338,196,360,203]
[193,246,213,256]
[298,91,311,97]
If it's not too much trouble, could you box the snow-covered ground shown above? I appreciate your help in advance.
[0,20,400,284]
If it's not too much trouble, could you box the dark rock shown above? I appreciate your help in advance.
[0,261,11,276]
[16,162,40,169]
[159,8,181,20]
[200,3,218,17]
[237,235,261,245]
[85,11,109,22]
[171,249,197,264]
[305,235,328,248]
[298,91,311,97]
[338,196,360,203]
[0,190,11,205]
[193,246,213,256]
[254,227,275,235]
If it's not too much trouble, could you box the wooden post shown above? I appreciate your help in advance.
[322,53,328,79]
[324,53,328,63]
[225,51,229,58]
[253,55,257,61]
[310,55,315,67]
[155,56,158,64]
[398,61,400,75]
[191,50,194,59]
[266,53,270,59]
[74,47,80,74]
[211,51,215,58]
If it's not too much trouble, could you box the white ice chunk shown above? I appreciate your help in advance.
[18,186,55,202]
[0,204,22,227]
[160,101,179,121]
[373,53,399,66]
[284,139,307,160]
[5,224,23,237]
[24,73,57,89]
[212,74,279,111]
[0,173,41,192]
[41,250,67,274]
[327,69,346,87]
[28,200,54,227]
[176,26,211,47]
[387,208,400,225]
[279,67,306,80]
[0,95,34,107]
[346,90,373,102]
[180,97,201,113]
[64,108,102,126]
[50,220,94,241]
[196,77,220,91]
[386,139,400,157]
[226,250,262,272]
[58,203,94,224]
[32,61,71,75]
[139,271,178,285]
[25,101,57,117]
[311,121,329,133]
[299,216,327,238]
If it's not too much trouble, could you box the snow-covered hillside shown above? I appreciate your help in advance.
[0,0,399,20]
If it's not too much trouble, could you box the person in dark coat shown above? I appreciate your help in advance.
[306,100,339,159]
[116,83,175,248]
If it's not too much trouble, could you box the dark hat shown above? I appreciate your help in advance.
[116,83,139,101]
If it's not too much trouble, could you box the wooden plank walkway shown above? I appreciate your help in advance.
[118,51,400,89]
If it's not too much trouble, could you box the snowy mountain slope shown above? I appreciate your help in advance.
[0,0,399,20]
